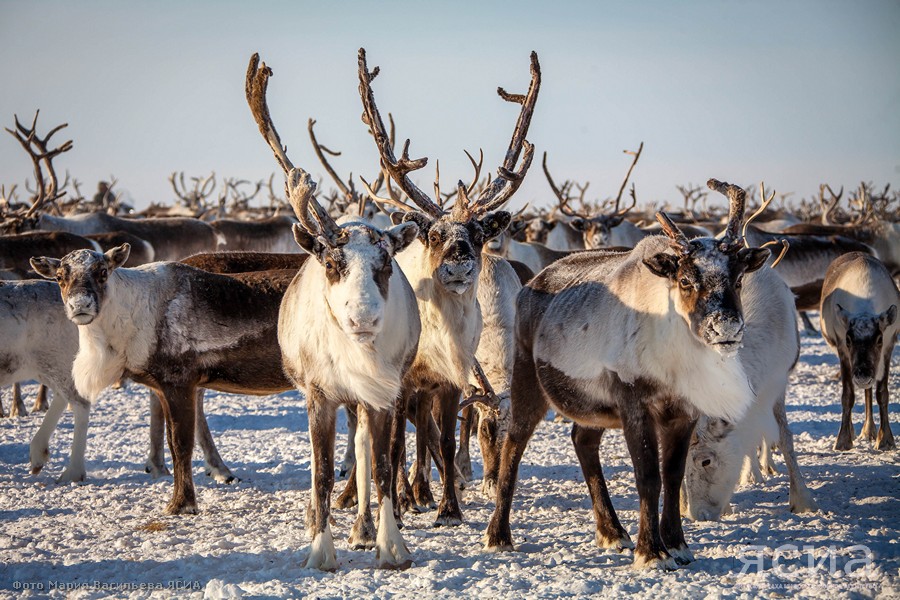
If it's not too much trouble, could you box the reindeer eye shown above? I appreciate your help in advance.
[429,231,441,245]
[701,458,712,468]
[325,259,334,271]
[98,269,108,282]
[735,275,743,289]
[679,277,692,289]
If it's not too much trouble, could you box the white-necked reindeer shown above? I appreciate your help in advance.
[820,252,899,451]
[357,48,540,526]
[485,179,770,569]
[30,241,295,515]
[681,183,819,521]
[247,53,421,570]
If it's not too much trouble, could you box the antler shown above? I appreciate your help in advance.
[246,53,343,244]
[542,151,589,219]
[706,178,746,251]
[612,142,643,215]
[358,48,443,218]
[5,110,73,217]
[467,51,541,217]
[655,211,692,254]
[742,181,777,245]
[819,184,842,225]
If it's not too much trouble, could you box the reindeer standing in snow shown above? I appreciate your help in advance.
[356,48,540,526]
[246,53,421,569]
[820,252,898,451]
[485,179,770,569]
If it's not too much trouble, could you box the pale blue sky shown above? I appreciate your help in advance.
[1,0,898,212]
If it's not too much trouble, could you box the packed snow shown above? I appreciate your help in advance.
[0,325,898,599]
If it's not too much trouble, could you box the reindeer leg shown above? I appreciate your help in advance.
[340,404,358,478]
[303,386,337,571]
[159,384,198,515]
[477,405,503,498]
[799,311,818,334]
[875,355,895,450]
[834,356,855,451]
[10,383,27,417]
[455,405,474,483]
[29,385,71,475]
[571,424,632,550]
[57,398,89,484]
[145,391,170,478]
[658,411,696,565]
[617,385,674,570]
[411,392,437,510]
[348,404,376,549]
[434,384,463,527]
[32,384,49,413]
[370,405,412,569]
[773,393,818,513]
[485,352,547,550]
[860,388,877,442]
[391,388,415,520]
[194,390,236,483]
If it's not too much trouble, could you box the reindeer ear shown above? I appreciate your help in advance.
[608,215,625,228]
[385,222,419,255]
[480,211,511,241]
[30,256,61,279]
[738,247,770,273]
[401,212,433,241]
[836,303,851,328]
[569,218,587,232]
[292,224,327,258]
[643,253,679,279]
[508,219,527,237]
[105,244,130,269]
[879,305,897,329]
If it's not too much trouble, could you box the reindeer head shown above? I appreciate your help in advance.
[31,244,131,325]
[246,54,421,344]
[523,217,554,244]
[680,416,739,521]
[294,212,418,342]
[357,48,540,295]
[643,180,770,357]
[393,200,510,295]
[837,303,897,388]
[570,213,627,248]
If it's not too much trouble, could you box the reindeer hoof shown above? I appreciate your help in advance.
[667,545,694,566]
[31,465,43,475]
[596,532,634,551]
[56,469,86,484]
[833,437,853,452]
[484,540,515,553]
[632,550,678,571]
[145,461,171,479]
[876,433,896,451]
[348,516,377,550]
[164,501,199,516]
[434,505,463,527]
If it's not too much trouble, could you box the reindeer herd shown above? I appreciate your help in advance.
[1,48,898,573]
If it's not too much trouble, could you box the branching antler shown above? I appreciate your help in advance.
[819,184,843,225]
[5,110,73,217]
[246,53,343,244]
[612,142,642,215]
[358,48,442,218]
[466,52,541,216]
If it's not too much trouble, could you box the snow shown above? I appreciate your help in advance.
[0,325,898,599]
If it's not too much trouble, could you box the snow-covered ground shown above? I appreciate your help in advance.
[0,326,898,599]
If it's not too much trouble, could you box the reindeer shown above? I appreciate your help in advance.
[485,179,770,569]
[30,238,295,515]
[356,48,539,526]
[246,53,423,569]
[820,252,899,451]
[208,215,299,253]
[681,186,819,520]
[169,171,217,215]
